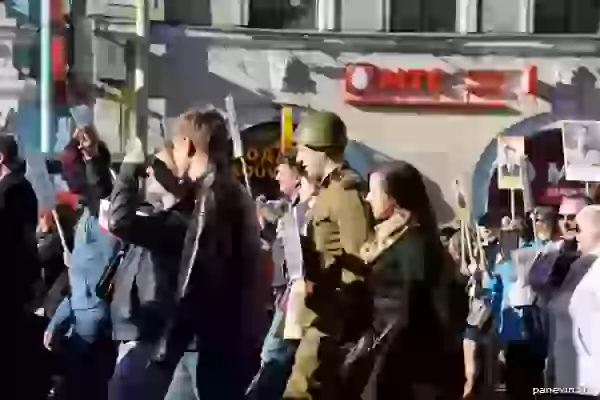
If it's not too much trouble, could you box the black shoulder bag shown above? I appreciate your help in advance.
[96,241,129,303]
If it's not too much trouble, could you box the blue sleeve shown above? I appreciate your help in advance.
[46,297,72,335]
[486,274,505,335]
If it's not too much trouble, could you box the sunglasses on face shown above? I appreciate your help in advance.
[559,214,580,233]
[559,214,577,221]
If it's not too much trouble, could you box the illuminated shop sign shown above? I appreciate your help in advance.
[343,63,538,108]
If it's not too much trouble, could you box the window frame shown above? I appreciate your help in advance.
[385,0,459,33]
[533,0,600,34]
[245,0,320,30]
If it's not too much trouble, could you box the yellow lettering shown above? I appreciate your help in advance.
[245,165,254,178]
[246,148,259,162]
[255,165,266,179]
[261,148,275,165]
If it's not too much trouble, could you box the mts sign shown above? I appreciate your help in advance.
[343,63,538,108]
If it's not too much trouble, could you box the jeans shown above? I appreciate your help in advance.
[59,334,117,400]
[246,306,298,400]
[111,342,216,400]
[109,342,174,400]
[165,353,200,400]
[262,306,292,363]
[7,313,52,400]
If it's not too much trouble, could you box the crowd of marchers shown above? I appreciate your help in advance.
[1,108,599,400]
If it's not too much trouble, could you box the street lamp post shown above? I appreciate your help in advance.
[40,0,53,153]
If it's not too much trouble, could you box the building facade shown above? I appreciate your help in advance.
[6,0,600,221]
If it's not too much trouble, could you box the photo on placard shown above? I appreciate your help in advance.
[562,120,600,182]
[496,136,525,190]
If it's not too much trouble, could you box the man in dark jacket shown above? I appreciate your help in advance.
[0,134,40,313]
[0,134,46,399]
[107,146,196,400]
[149,109,267,400]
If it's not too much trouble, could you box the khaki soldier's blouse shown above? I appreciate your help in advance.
[305,166,370,285]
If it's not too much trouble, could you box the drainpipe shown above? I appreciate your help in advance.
[317,0,335,31]
[456,0,477,33]
[40,0,53,153]
[133,0,149,156]
[520,0,534,33]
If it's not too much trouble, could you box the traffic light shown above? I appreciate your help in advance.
[10,0,69,104]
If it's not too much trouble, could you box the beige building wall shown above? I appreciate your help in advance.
[92,30,600,221]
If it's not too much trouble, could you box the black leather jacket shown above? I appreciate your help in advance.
[108,164,192,342]
[1,171,40,312]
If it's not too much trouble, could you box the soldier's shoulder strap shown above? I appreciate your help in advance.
[331,165,366,192]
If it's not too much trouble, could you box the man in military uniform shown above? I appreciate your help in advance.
[283,111,371,400]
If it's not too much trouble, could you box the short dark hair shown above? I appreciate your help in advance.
[276,151,301,173]
[0,134,19,166]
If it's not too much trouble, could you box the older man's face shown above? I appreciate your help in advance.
[575,206,600,254]
[559,197,588,240]
[576,223,595,254]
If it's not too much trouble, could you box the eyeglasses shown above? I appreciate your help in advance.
[558,214,577,221]
[559,214,580,233]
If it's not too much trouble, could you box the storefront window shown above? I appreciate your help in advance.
[478,0,524,32]
[534,0,600,33]
[389,0,456,32]
[248,0,317,29]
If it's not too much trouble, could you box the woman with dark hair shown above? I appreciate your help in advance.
[353,161,466,400]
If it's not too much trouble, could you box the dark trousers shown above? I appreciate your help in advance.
[58,334,117,400]
[505,342,545,400]
[149,296,260,400]
[246,305,299,400]
[7,313,53,400]
[109,340,259,400]
[538,396,600,400]
[109,342,174,400]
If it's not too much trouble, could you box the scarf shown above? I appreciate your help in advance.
[360,211,413,264]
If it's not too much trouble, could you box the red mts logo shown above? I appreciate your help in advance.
[343,63,537,107]
[377,68,443,92]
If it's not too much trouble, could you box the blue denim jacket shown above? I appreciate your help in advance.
[494,241,544,345]
[47,208,118,342]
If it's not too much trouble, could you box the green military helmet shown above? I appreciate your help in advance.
[294,111,347,149]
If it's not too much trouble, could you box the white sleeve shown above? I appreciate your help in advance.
[589,276,600,359]
[576,267,600,369]
[586,281,600,394]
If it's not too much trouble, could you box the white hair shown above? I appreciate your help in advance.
[576,205,600,236]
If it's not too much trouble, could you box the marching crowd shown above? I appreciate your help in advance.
[2,108,600,400]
